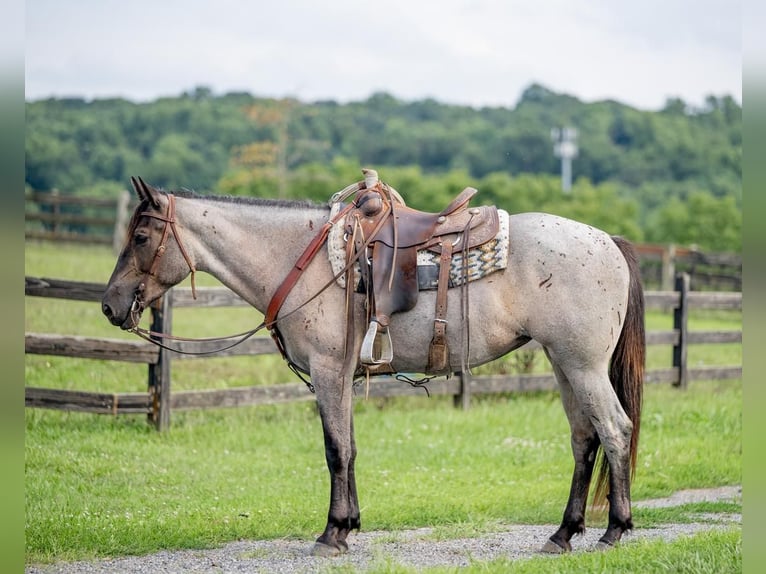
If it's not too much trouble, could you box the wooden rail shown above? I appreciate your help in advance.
[635,243,741,291]
[24,276,742,431]
[25,189,132,252]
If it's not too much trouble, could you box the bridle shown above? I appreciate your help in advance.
[129,193,197,327]
[140,193,197,298]
[124,190,356,368]
[125,193,279,361]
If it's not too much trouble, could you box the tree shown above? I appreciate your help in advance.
[649,191,741,251]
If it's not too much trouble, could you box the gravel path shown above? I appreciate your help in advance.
[27,486,741,574]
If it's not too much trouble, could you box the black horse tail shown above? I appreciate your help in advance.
[593,236,646,509]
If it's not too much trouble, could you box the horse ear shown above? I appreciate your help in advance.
[130,176,162,209]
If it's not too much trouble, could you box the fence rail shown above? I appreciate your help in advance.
[24,275,742,430]
[25,189,132,252]
[635,243,741,291]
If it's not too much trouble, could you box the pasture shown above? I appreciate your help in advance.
[25,242,741,571]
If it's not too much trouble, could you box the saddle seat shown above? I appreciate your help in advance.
[358,185,499,252]
[345,173,500,372]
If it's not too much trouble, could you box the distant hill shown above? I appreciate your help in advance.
[25,83,741,251]
[25,83,740,193]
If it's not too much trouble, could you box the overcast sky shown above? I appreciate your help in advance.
[25,0,741,111]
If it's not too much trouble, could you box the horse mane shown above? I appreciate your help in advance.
[121,188,327,249]
[169,188,326,211]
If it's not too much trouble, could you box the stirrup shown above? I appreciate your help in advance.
[360,320,393,365]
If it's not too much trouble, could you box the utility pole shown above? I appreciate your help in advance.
[551,127,578,192]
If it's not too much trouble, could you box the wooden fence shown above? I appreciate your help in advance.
[25,189,132,252]
[25,275,742,431]
[635,243,741,291]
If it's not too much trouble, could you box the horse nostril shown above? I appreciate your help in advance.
[102,303,113,319]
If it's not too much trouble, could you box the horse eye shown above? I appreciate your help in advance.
[134,234,149,246]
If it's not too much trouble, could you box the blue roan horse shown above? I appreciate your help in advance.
[102,174,644,556]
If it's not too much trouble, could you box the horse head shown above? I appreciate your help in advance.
[102,177,196,330]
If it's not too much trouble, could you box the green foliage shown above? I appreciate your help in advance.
[648,192,742,251]
[26,84,741,251]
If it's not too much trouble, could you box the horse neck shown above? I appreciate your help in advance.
[176,195,327,312]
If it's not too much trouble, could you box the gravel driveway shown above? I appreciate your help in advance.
[27,486,741,574]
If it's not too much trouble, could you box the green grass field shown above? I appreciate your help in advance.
[25,242,742,571]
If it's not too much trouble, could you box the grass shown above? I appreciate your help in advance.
[25,380,741,564]
[24,241,742,568]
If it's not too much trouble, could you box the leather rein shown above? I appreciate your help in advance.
[127,194,264,357]
[128,187,372,371]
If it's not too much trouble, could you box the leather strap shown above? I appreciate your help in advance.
[427,239,453,373]
[264,202,354,329]
[140,193,198,299]
[264,200,392,366]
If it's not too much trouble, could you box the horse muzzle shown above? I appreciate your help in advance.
[102,285,145,330]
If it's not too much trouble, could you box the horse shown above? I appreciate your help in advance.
[101,175,644,556]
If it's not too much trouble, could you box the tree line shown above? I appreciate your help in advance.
[25,83,741,252]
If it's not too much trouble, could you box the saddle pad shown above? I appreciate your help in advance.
[327,206,510,290]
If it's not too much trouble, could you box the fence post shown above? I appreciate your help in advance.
[113,189,131,254]
[148,290,173,430]
[672,273,690,388]
[51,188,61,235]
[662,244,676,292]
[454,371,472,410]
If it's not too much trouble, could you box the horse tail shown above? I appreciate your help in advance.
[593,236,645,509]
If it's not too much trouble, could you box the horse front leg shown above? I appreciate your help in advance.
[312,367,360,556]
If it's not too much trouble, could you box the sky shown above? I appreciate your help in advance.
[25,0,741,111]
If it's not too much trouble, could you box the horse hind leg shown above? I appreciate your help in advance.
[543,357,634,552]
[542,362,601,553]
[583,374,634,550]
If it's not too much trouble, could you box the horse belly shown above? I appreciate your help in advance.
[385,273,529,371]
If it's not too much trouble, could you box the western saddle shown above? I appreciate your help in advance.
[264,169,500,378]
[345,169,499,374]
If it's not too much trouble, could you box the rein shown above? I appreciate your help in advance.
[127,183,369,363]
[126,178,441,392]
[130,322,266,355]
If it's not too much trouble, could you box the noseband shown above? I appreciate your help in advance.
[133,194,197,315]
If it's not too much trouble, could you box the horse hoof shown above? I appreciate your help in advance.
[311,541,348,557]
[540,539,569,554]
[595,540,615,551]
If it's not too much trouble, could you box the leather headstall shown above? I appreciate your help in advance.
[138,193,198,300]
